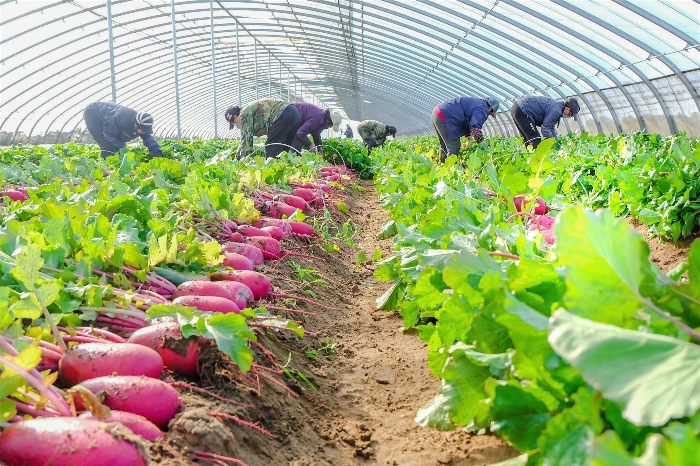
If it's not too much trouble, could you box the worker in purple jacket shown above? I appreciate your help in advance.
[291,102,342,154]
[432,97,499,162]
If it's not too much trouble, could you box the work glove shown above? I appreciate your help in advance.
[149,147,164,158]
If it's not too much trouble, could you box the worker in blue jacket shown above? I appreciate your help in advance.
[510,96,580,148]
[83,102,163,158]
[432,97,499,162]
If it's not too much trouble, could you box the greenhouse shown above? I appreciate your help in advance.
[0,1,699,465]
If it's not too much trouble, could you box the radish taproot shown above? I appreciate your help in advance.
[172,295,241,314]
[214,281,255,309]
[79,410,164,441]
[128,322,200,377]
[253,218,293,237]
[223,242,265,266]
[0,190,29,202]
[75,375,182,428]
[281,194,310,211]
[59,343,164,385]
[513,195,547,215]
[288,220,314,236]
[266,202,297,219]
[210,270,271,300]
[172,280,234,301]
[211,270,336,310]
[237,224,271,238]
[0,417,148,466]
[301,182,330,193]
[245,235,283,260]
[261,225,285,240]
[221,252,255,270]
[291,187,315,202]
[230,231,245,243]
[534,215,556,230]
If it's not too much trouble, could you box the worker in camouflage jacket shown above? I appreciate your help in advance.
[357,120,397,154]
[225,98,302,158]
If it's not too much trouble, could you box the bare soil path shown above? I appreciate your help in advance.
[309,180,517,466]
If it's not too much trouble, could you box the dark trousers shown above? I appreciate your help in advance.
[432,111,461,163]
[266,105,302,158]
[83,103,119,158]
[511,104,541,148]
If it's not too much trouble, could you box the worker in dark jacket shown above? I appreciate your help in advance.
[344,124,353,139]
[83,102,163,158]
[432,97,499,162]
[357,120,396,154]
[291,103,342,154]
[510,96,580,148]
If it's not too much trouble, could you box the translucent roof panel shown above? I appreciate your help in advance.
[1,0,699,144]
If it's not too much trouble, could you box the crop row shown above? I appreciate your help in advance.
[368,136,700,466]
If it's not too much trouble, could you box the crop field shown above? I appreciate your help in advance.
[0,134,698,466]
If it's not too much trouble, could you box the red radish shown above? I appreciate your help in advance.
[261,225,285,240]
[223,242,264,266]
[288,220,314,236]
[267,202,297,218]
[323,174,341,182]
[59,343,164,385]
[221,252,255,270]
[211,270,272,301]
[237,225,271,237]
[172,280,234,301]
[542,229,556,245]
[533,215,556,230]
[245,236,283,260]
[302,182,330,193]
[281,194,310,211]
[0,190,28,201]
[172,295,241,314]
[214,281,254,309]
[253,218,293,236]
[0,418,148,466]
[75,375,182,428]
[513,195,547,215]
[230,231,245,243]
[79,410,164,441]
[128,322,200,377]
[291,187,314,202]
[211,270,336,310]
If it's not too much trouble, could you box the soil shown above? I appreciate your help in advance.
[628,218,699,273]
[150,179,518,466]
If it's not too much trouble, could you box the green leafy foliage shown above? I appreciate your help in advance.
[369,134,700,465]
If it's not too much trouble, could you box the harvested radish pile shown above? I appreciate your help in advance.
[0,140,360,466]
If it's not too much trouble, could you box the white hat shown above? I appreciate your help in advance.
[331,111,342,132]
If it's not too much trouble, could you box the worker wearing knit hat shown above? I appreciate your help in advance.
[83,102,163,158]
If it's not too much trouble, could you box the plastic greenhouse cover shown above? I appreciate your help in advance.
[0,0,698,143]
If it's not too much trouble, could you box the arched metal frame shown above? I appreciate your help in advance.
[0,0,698,144]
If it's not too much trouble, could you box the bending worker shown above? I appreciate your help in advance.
[225,98,301,158]
[344,124,353,139]
[83,102,163,158]
[510,95,580,148]
[432,97,499,162]
[357,120,396,154]
[291,102,342,154]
